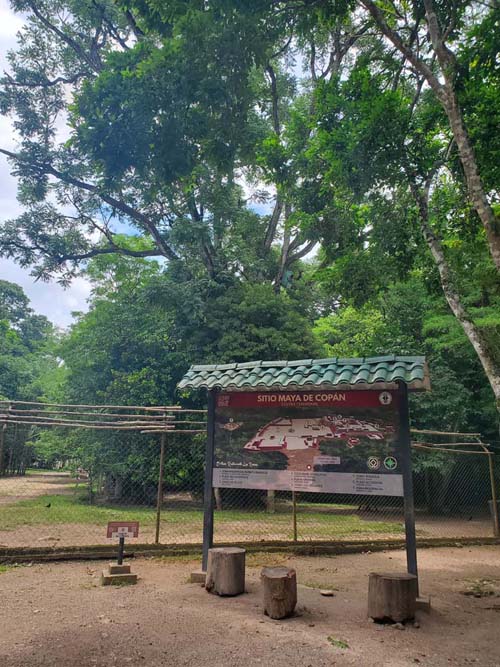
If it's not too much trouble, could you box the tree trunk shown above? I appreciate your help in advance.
[114,476,123,501]
[362,0,500,271]
[205,547,245,596]
[422,0,500,272]
[261,567,297,619]
[214,487,223,511]
[274,206,292,292]
[420,217,500,406]
[440,87,500,271]
[266,489,276,513]
[368,572,418,622]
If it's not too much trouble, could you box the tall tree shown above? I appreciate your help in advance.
[0,1,315,291]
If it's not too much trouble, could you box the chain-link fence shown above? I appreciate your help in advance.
[0,422,498,552]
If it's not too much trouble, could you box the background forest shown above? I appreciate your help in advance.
[0,0,498,501]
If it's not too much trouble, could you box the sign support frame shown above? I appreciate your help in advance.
[397,380,418,590]
[202,388,217,571]
[202,384,419,587]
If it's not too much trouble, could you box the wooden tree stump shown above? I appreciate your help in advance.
[261,567,297,619]
[368,572,418,622]
[205,547,245,596]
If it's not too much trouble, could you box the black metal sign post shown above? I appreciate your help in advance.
[202,389,217,571]
[117,534,125,565]
[398,380,418,591]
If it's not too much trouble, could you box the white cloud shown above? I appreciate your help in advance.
[0,258,91,328]
[0,0,92,328]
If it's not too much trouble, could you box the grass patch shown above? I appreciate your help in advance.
[327,637,349,649]
[154,553,200,564]
[0,494,157,529]
[0,564,16,574]
[298,502,362,511]
[461,578,500,598]
[0,493,404,540]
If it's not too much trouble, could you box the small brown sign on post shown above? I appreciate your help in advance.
[106,521,139,540]
[101,521,140,585]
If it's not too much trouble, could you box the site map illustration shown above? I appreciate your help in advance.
[214,390,404,496]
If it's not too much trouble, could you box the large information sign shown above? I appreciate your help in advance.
[214,390,403,497]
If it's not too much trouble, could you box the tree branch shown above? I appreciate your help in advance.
[55,245,165,263]
[0,148,179,261]
[289,239,317,262]
[263,198,283,252]
[360,0,444,100]
[3,71,84,89]
[27,1,103,72]
[266,64,281,136]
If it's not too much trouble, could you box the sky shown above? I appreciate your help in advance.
[0,0,91,328]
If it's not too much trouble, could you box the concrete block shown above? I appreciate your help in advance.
[101,571,138,586]
[190,570,206,584]
[416,595,431,613]
[108,563,131,575]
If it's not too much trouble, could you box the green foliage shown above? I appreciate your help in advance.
[0,281,61,474]
[0,1,498,499]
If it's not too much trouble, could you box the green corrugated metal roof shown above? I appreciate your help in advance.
[178,356,430,392]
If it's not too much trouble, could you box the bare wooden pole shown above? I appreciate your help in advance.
[488,452,499,537]
[410,429,481,437]
[0,422,6,476]
[0,414,177,427]
[155,432,167,545]
[0,400,184,411]
[292,491,298,542]
[0,419,175,431]
[412,444,490,455]
[141,429,205,434]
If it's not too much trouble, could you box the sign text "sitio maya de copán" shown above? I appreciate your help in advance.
[257,393,346,404]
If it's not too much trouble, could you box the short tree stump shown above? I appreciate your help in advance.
[261,566,297,619]
[205,547,245,596]
[368,572,418,622]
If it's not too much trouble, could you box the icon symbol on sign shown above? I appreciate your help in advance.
[379,391,392,405]
[367,456,380,470]
[384,456,398,470]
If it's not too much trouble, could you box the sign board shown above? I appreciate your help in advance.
[106,521,140,539]
[214,390,403,496]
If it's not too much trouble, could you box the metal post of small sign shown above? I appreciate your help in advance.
[397,380,418,590]
[117,535,125,565]
[103,521,139,585]
[155,431,166,544]
[202,389,217,571]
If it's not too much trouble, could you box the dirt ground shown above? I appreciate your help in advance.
[0,471,74,505]
[0,546,499,667]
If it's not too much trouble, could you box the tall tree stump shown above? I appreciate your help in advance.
[205,547,245,596]
[261,567,297,619]
[368,572,418,622]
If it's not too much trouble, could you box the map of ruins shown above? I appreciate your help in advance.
[241,415,395,452]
